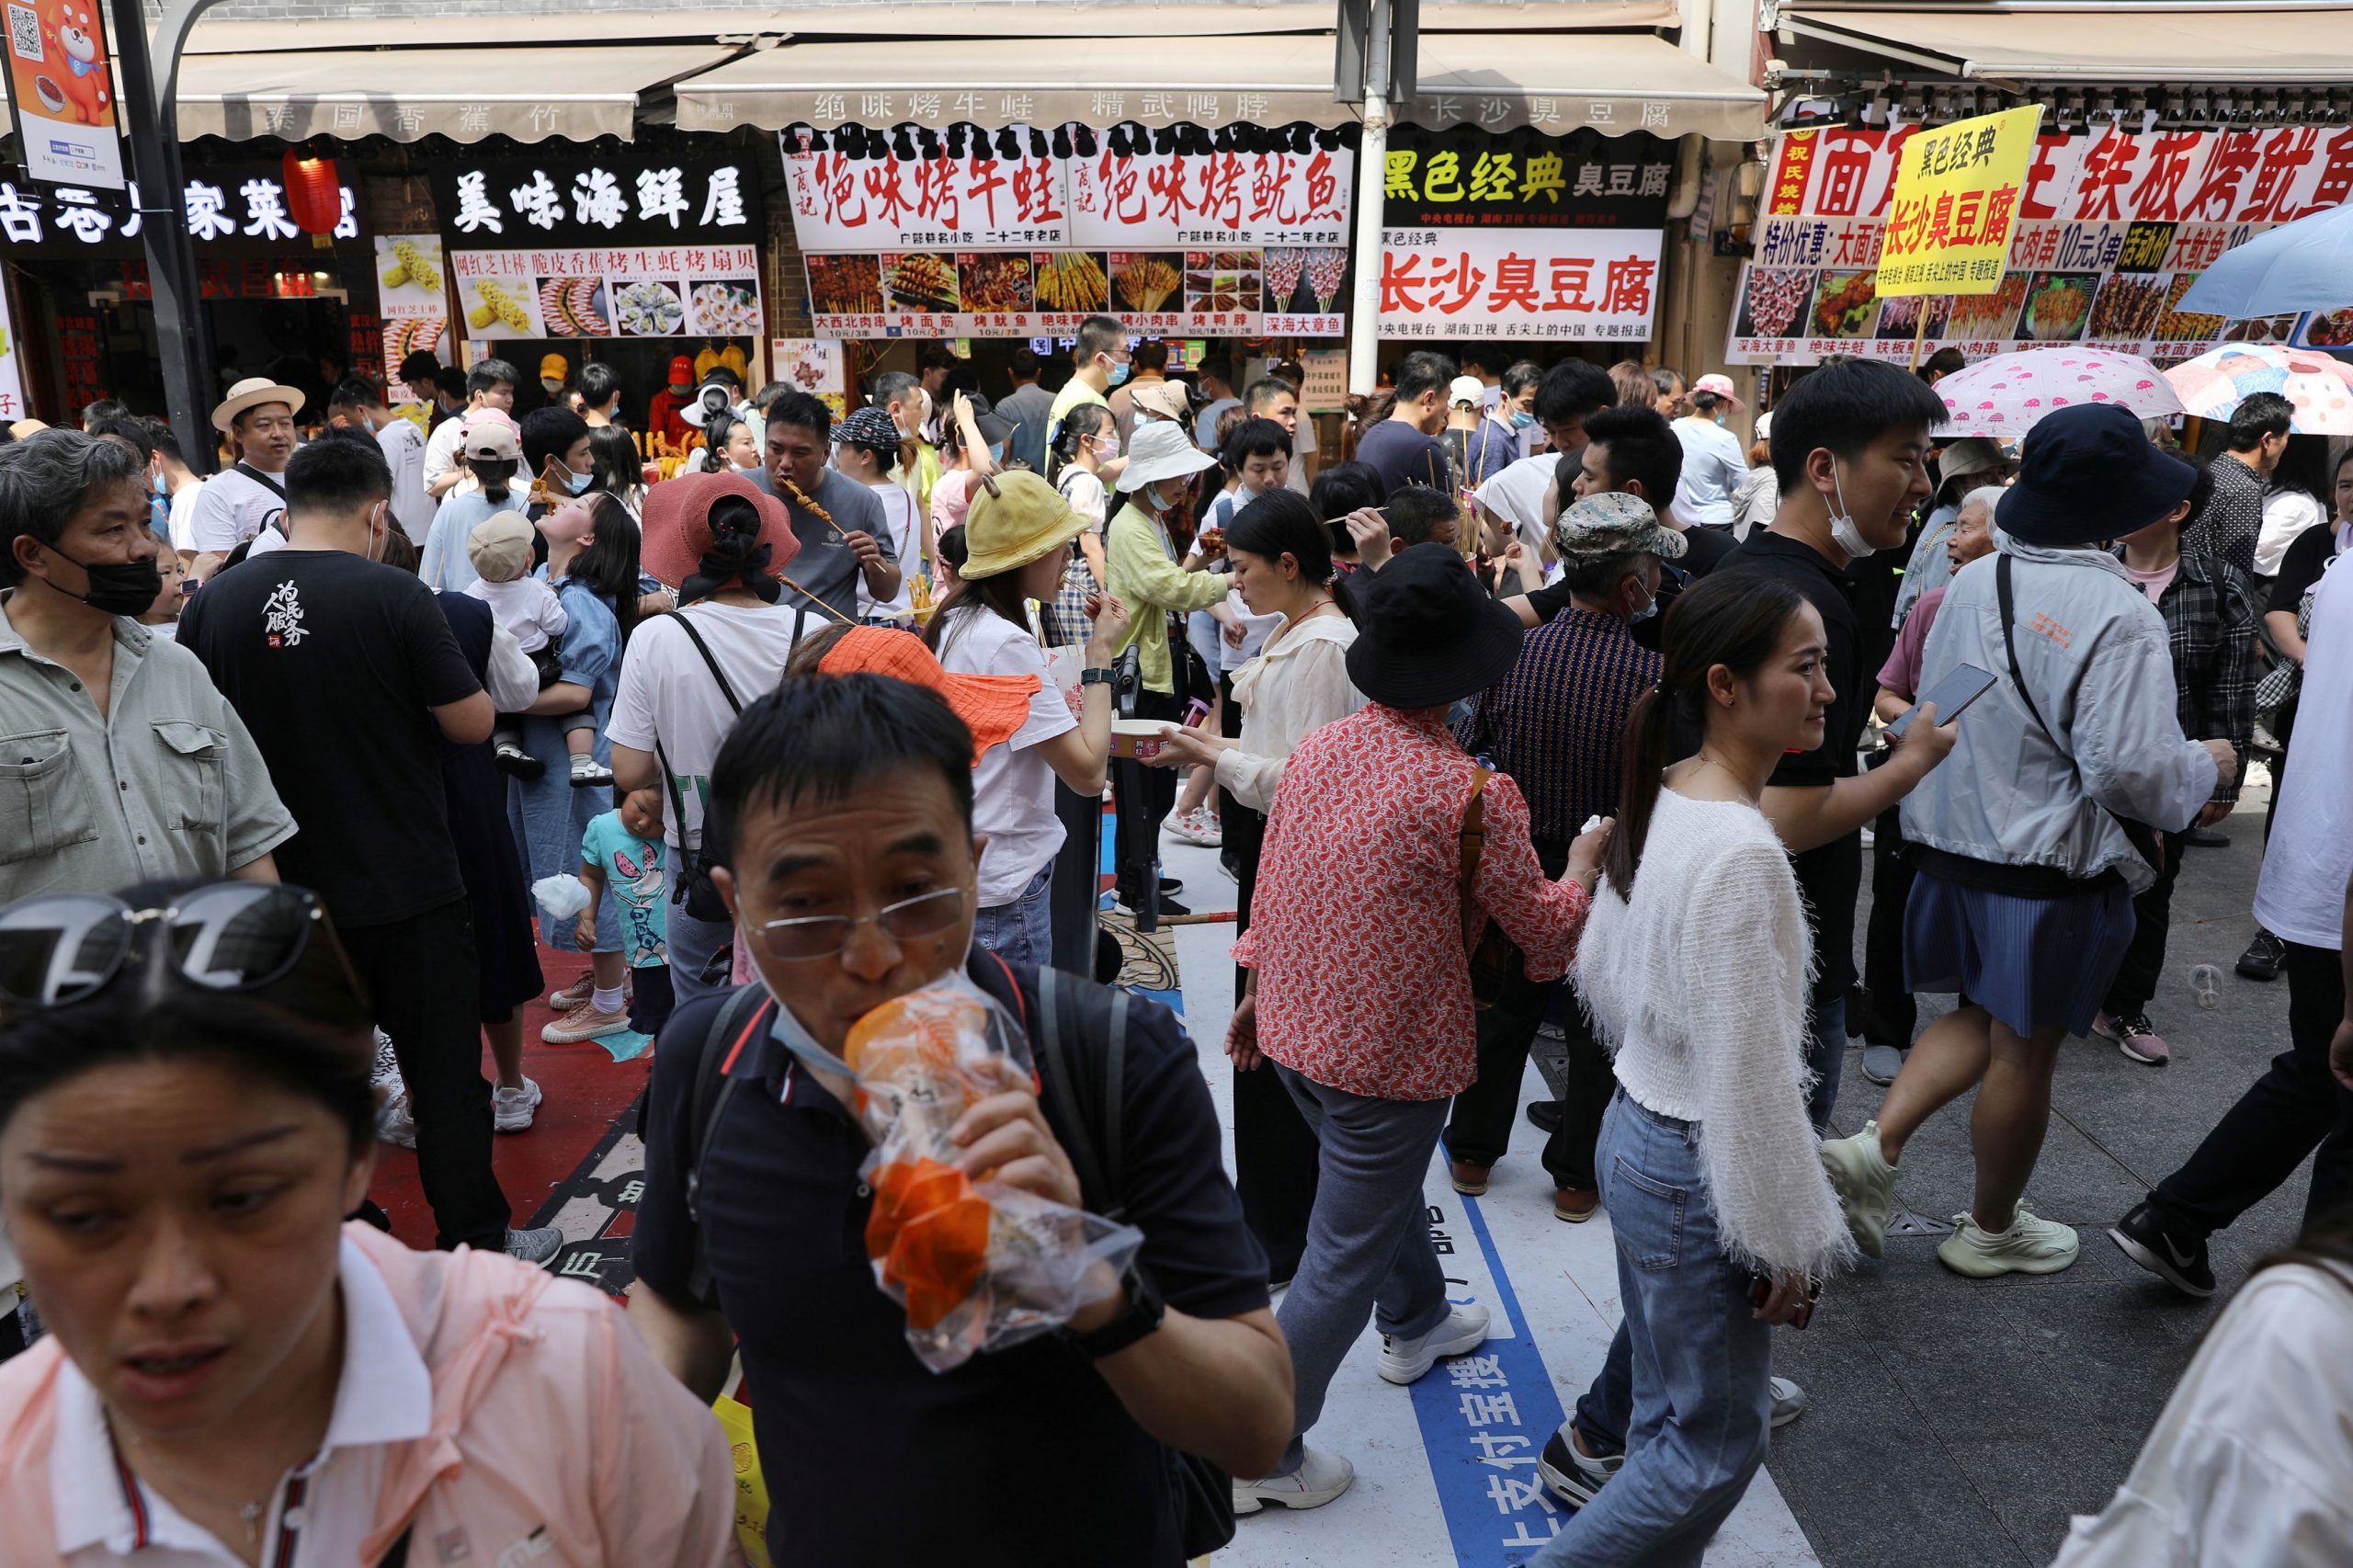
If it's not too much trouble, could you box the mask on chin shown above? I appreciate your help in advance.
[1826,461,1881,559]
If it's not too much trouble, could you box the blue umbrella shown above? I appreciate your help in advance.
[2177,201,2353,317]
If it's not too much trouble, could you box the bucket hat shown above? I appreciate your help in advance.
[1998,403,2195,550]
[1129,380,1192,426]
[1937,436,2010,485]
[641,472,801,597]
[961,470,1092,578]
[1115,419,1217,494]
[817,626,1040,764]
[1691,373,1745,409]
[1551,492,1688,566]
[211,376,305,433]
[1345,542,1526,710]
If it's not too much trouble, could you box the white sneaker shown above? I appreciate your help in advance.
[1819,1120,1900,1259]
[375,1094,416,1150]
[494,1076,543,1132]
[1938,1205,2080,1278]
[1164,805,1223,847]
[1770,1375,1808,1427]
[1377,1301,1490,1385]
[1233,1448,1354,1515]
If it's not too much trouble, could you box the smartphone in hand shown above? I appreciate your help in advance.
[1888,662,1999,738]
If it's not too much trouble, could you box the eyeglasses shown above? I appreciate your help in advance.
[751,886,967,962]
[0,883,362,1018]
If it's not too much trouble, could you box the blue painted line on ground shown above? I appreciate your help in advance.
[1404,1187,1578,1565]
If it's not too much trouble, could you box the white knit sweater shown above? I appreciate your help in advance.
[1573,788,1855,1277]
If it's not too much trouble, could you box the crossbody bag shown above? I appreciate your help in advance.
[655,609,745,923]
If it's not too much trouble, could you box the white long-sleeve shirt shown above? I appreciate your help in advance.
[1572,787,1852,1277]
[2053,1262,2353,1568]
[1213,612,1363,812]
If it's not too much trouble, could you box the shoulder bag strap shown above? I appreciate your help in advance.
[665,608,745,714]
[685,987,778,1304]
[1459,767,1494,953]
[233,461,288,501]
[1995,554,2052,741]
[1035,968,1132,1221]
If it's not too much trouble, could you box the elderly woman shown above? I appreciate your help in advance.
[0,880,736,1562]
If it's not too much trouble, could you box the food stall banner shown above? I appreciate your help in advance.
[376,234,450,391]
[0,167,358,258]
[4,0,125,189]
[1731,122,2353,365]
[1378,128,1673,341]
[0,272,26,418]
[1875,107,2043,297]
[429,151,761,248]
[781,124,1354,254]
[449,245,762,343]
[771,338,848,419]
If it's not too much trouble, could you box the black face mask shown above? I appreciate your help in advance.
[49,547,163,618]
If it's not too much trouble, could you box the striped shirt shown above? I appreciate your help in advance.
[1457,603,1660,849]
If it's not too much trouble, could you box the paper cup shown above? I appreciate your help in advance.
[1109,719,1166,761]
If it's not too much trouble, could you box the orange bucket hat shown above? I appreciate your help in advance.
[817,625,1040,765]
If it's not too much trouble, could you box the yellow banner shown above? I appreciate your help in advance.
[1875,107,2045,297]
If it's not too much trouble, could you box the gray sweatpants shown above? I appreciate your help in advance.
[1270,1063,1453,1476]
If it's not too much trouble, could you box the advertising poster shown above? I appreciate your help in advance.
[1875,107,2044,298]
[2,0,123,188]
[771,337,848,418]
[375,233,450,383]
[449,244,763,344]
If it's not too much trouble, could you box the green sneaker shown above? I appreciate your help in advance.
[1818,1121,1899,1258]
[1937,1205,2080,1278]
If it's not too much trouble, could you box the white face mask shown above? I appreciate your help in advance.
[1826,460,1880,559]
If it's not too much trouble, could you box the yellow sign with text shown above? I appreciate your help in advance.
[1876,107,2045,296]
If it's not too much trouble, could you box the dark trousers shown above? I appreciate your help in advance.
[1110,686,1185,922]
[1228,795,1321,1283]
[1859,793,1919,1047]
[1445,840,1613,1189]
[1049,779,1102,977]
[2152,940,2353,1238]
[2103,828,2190,1019]
[341,898,511,1252]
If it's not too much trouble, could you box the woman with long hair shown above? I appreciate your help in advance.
[587,423,644,516]
[1145,488,1364,1281]
[506,493,641,1044]
[1531,573,1855,1567]
[0,881,736,1562]
[1041,401,1117,645]
[922,471,1126,965]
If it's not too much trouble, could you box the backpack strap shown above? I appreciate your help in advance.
[1032,966,1131,1224]
[665,608,745,714]
[684,985,778,1307]
[1459,767,1494,952]
[1995,554,2051,739]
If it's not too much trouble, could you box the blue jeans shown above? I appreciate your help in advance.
[1270,1063,1452,1476]
[668,903,735,1011]
[1804,992,1846,1132]
[970,867,1054,970]
[1533,1089,1774,1568]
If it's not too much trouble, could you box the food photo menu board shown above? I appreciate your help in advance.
[1728,121,2353,366]
[449,246,763,342]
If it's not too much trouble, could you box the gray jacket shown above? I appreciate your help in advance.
[1900,533,2218,895]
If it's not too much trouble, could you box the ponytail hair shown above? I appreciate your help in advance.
[1601,573,1808,903]
[472,455,518,504]
[1048,402,1112,480]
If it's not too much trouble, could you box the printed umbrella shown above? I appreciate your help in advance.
[1933,348,2183,437]
[2177,201,2353,318]
[2163,343,2353,436]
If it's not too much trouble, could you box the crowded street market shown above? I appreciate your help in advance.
[2,0,2353,1563]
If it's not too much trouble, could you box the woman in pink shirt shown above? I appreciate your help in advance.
[0,881,738,1567]
[1228,544,1608,1514]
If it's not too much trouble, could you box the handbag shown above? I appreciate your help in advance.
[656,609,745,923]
[1458,768,1518,1010]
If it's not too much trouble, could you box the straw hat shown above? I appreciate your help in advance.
[961,470,1092,578]
[211,376,305,433]
[817,626,1040,764]
[1115,419,1217,494]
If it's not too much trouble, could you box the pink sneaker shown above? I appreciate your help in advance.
[2104,1012,2170,1065]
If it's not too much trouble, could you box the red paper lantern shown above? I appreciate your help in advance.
[282,150,342,236]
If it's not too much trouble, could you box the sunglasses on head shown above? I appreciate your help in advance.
[0,883,368,1025]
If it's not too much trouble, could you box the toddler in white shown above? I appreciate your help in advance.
[464,511,611,788]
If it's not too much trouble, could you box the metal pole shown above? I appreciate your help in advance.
[108,0,220,472]
[1346,0,1392,396]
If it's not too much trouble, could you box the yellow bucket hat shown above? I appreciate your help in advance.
[960,470,1091,579]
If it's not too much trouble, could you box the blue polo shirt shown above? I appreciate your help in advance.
[631,957,1268,1568]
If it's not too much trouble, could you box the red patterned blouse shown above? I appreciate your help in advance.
[1234,703,1592,1101]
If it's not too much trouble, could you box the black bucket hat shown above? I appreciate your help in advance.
[1344,542,1526,709]
[1998,403,2196,549]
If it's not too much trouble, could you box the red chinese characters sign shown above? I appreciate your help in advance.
[1378,228,1660,342]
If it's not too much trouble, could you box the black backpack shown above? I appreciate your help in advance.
[676,959,1237,1559]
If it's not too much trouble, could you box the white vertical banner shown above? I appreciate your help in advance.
[0,270,27,421]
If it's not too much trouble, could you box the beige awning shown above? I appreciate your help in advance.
[168,44,740,143]
[1778,4,2353,85]
[1402,31,1764,137]
[676,28,1761,140]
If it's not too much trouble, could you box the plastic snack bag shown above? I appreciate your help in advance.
[842,975,1142,1371]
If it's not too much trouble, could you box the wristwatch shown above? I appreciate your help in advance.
[1080,666,1116,687]
[1064,1258,1165,1359]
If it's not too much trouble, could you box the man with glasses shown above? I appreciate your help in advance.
[628,671,1291,1568]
